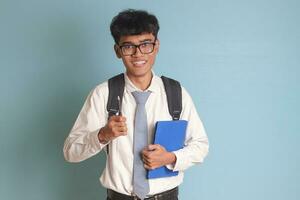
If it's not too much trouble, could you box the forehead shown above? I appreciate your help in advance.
[119,33,155,44]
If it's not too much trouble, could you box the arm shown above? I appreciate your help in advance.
[63,86,107,163]
[142,87,209,171]
[169,87,209,171]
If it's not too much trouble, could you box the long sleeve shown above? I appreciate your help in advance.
[63,85,108,163]
[169,87,209,171]
[64,74,208,195]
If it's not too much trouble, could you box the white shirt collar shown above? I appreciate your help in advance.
[124,71,160,93]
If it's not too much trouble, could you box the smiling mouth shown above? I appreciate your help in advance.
[132,60,146,67]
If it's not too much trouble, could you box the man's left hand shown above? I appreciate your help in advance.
[142,144,176,170]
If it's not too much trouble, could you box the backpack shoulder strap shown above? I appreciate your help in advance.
[107,73,125,118]
[107,74,182,120]
[161,76,182,120]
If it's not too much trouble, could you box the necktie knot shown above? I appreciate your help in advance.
[132,91,151,105]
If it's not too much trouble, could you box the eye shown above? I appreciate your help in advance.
[140,43,152,48]
[122,45,135,50]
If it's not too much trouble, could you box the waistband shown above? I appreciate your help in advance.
[107,187,178,200]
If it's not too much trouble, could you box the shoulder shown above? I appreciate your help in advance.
[87,80,109,100]
[158,75,191,99]
[94,81,108,94]
[181,85,194,106]
[157,75,194,108]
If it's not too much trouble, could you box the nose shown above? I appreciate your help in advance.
[132,47,143,57]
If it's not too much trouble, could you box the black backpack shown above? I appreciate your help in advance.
[107,73,182,120]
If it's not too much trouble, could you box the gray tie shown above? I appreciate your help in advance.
[132,91,151,200]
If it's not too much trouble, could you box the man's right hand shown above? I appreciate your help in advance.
[98,115,127,144]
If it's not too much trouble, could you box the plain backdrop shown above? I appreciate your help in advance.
[0,0,299,200]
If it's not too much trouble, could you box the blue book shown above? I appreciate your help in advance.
[147,120,188,179]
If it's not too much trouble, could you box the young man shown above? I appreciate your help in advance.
[63,9,209,200]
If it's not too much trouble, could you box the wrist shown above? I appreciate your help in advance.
[166,152,176,165]
[98,128,109,144]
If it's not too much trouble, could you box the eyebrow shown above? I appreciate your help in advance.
[120,39,154,46]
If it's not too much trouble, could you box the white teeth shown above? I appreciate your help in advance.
[133,61,146,65]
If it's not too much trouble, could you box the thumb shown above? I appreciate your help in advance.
[147,144,159,151]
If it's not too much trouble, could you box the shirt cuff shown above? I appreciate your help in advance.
[165,163,175,170]
[91,129,109,150]
[165,152,177,171]
[170,150,186,172]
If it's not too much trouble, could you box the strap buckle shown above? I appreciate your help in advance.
[172,110,181,120]
[108,108,119,118]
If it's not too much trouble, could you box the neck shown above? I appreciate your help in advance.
[127,72,153,91]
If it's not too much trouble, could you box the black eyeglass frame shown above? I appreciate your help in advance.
[117,39,157,56]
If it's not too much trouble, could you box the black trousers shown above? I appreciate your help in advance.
[106,187,179,200]
[107,198,178,200]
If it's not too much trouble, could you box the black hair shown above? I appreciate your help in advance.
[110,9,160,44]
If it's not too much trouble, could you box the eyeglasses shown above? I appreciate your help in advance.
[118,41,156,56]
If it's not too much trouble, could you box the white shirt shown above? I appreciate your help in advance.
[63,72,209,195]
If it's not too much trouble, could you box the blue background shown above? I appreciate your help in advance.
[1,0,299,199]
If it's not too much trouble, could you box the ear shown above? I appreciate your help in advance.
[155,39,160,53]
[114,44,122,58]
